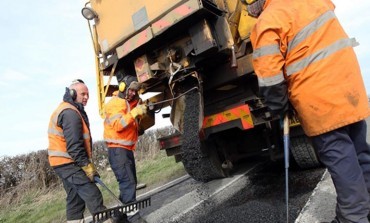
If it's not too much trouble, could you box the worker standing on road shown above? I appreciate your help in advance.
[242,0,370,222]
[47,79,108,222]
[103,75,147,208]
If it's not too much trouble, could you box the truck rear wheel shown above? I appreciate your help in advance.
[290,135,321,169]
[181,90,226,182]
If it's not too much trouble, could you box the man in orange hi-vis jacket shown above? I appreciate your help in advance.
[48,79,108,222]
[242,0,370,222]
[103,74,147,212]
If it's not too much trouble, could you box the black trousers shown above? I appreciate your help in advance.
[312,120,370,223]
[108,147,137,204]
[54,164,106,220]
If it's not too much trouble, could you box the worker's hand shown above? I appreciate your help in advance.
[130,104,147,119]
[270,101,293,119]
[81,163,100,182]
[279,104,296,129]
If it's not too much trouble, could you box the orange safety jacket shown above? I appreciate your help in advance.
[48,102,92,166]
[250,0,369,136]
[103,95,139,150]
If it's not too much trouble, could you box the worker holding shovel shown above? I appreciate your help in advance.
[242,0,370,222]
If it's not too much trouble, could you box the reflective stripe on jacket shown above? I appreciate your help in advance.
[250,0,369,136]
[103,96,139,150]
[48,102,92,166]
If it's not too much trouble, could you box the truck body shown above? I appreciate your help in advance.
[82,0,321,182]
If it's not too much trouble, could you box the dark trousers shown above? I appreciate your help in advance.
[54,164,106,220]
[108,147,137,204]
[312,120,370,223]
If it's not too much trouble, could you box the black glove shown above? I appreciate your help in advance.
[272,101,292,118]
[259,81,289,118]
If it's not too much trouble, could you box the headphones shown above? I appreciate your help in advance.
[69,79,85,101]
[118,76,129,93]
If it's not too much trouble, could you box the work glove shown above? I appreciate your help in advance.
[81,162,100,182]
[279,104,298,129]
[267,98,292,119]
[130,104,147,119]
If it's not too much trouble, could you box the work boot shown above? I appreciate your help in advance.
[127,209,140,222]
[111,211,129,223]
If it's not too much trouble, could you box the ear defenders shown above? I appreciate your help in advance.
[118,76,129,92]
[69,79,85,101]
[119,82,126,92]
[70,88,77,101]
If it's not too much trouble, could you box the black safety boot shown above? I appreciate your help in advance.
[111,211,129,223]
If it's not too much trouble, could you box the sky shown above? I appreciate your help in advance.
[0,0,369,157]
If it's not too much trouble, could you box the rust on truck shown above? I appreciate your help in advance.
[82,0,321,182]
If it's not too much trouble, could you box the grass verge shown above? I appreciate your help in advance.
[0,151,185,223]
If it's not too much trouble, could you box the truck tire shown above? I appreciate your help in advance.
[290,135,322,169]
[181,90,226,182]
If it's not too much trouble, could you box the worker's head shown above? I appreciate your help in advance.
[69,79,89,106]
[118,75,140,101]
[241,0,267,18]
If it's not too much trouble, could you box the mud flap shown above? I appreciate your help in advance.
[92,197,151,223]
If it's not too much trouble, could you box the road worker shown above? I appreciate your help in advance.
[47,79,108,222]
[242,0,370,222]
[103,74,147,213]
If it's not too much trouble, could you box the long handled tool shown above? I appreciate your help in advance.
[94,176,124,206]
[283,114,290,223]
[93,176,151,223]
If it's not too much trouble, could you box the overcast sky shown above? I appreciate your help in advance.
[0,0,369,157]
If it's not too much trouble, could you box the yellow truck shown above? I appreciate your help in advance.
[81,0,321,182]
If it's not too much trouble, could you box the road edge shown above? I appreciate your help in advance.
[294,169,336,223]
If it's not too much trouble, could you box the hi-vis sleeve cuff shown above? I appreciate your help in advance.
[258,72,284,87]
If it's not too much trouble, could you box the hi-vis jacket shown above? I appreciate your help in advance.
[103,94,139,150]
[250,0,370,136]
[48,102,92,166]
